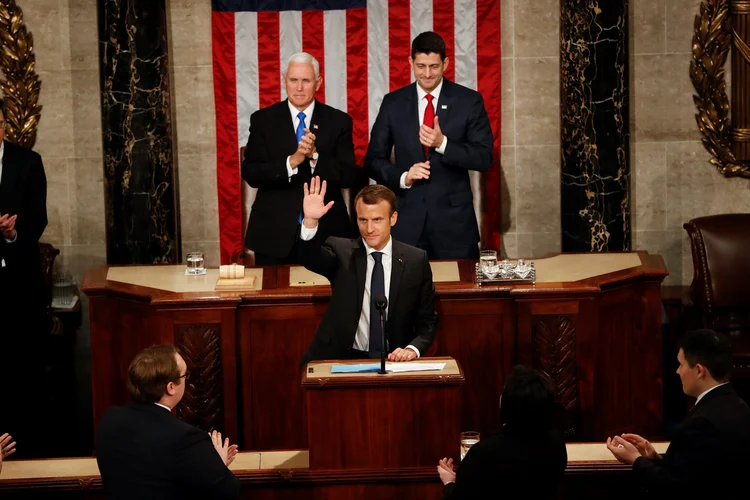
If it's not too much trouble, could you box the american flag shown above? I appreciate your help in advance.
[212,0,502,264]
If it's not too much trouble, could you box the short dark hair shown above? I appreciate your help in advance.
[354,184,397,215]
[500,366,558,432]
[677,329,732,381]
[127,344,182,404]
[411,31,447,60]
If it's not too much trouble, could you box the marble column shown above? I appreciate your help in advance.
[560,0,630,252]
[98,0,180,264]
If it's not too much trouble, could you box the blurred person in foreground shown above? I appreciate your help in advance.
[96,344,240,500]
[0,432,17,475]
[607,329,750,498]
[437,365,567,499]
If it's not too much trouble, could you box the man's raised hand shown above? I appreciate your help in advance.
[302,176,335,227]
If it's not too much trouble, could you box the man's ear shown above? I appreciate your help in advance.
[695,363,708,379]
[165,381,176,397]
[390,211,398,227]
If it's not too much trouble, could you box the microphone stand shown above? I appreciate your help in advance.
[379,307,387,375]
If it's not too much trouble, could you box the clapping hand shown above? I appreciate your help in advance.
[437,457,456,485]
[419,115,444,149]
[291,130,317,166]
[1,433,17,460]
[606,435,641,465]
[302,176,334,227]
[0,213,17,239]
[210,430,238,467]
[621,433,661,461]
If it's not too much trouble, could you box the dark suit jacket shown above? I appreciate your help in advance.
[298,233,438,367]
[242,100,356,258]
[0,140,47,325]
[442,426,567,499]
[96,403,240,500]
[364,79,493,252]
[632,383,750,498]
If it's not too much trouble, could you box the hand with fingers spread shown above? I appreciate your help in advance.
[404,161,430,187]
[388,347,417,362]
[302,176,335,228]
[0,433,16,461]
[419,115,444,149]
[621,433,661,461]
[437,457,456,485]
[210,430,235,466]
[606,435,641,465]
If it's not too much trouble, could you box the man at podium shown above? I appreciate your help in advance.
[298,177,438,366]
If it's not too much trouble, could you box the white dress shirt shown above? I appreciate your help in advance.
[695,382,729,405]
[399,79,449,190]
[154,402,171,412]
[286,100,317,180]
[300,224,420,357]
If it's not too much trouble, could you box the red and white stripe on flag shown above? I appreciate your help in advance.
[212,0,501,264]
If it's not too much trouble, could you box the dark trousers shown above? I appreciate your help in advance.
[415,215,480,260]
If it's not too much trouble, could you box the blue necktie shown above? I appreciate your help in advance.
[296,112,306,223]
[369,252,385,357]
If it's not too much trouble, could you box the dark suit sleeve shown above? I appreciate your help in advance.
[174,427,240,500]
[298,232,340,282]
[242,110,294,190]
[632,417,719,494]
[312,113,356,188]
[441,93,493,172]
[16,151,48,245]
[408,250,438,354]
[364,95,405,192]
[441,442,487,500]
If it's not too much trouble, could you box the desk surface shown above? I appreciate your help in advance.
[0,442,669,481]
[88,252,664,298]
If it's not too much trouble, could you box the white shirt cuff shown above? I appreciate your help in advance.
[5,231,16,243]
[405,345,420,358]
[399,172,412,190]
[286,156,297,180]
[300,223,318,241]
[310,157,317,174]
[435,135,448,155]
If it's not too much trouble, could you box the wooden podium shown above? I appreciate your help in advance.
[302,357,465,470]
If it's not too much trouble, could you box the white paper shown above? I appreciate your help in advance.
[385,362,446,373]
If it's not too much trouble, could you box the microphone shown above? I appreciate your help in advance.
[374,294,388,374]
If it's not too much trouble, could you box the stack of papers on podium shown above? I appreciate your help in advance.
[330,362,446,374]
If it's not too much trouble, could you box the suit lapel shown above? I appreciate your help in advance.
[354,240,367,318]
[435,79,455,129]
[281,100,300,154]
[388,242,405,329]
[406,84,426,160]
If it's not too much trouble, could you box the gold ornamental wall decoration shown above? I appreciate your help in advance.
[0,0,42,148]
[691,0,750,179]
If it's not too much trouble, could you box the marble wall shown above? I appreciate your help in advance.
[630,0,750,285]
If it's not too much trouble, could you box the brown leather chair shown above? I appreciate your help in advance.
[684,214,750,380]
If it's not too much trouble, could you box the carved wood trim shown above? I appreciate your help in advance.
[532,315,579,438]
[174,323,224,431]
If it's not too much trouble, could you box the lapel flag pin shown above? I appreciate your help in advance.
[399,258,403,263]
[441,104,447,109]
[313,124,319,129]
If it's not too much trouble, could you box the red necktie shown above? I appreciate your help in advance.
[423,93,434,157]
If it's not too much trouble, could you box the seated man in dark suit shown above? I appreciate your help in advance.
[437,366,567,499]
[298,177,438,366]
[607,329,750,498]
[96,345,240,500]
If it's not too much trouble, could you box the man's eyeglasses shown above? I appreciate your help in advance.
[179,372,191,380]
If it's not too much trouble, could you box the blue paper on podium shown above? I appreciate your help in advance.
[331,363,381,373]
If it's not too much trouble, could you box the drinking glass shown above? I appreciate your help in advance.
[186,252,205,275]
[479,250,498,279]
[53,272,74,306]
[460,431,480,461]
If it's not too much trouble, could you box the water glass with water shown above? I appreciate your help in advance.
[53,272,74,306]
[479,250,498,279]
[186,252,205,275]
[460,431,480,461]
